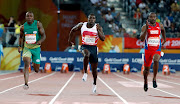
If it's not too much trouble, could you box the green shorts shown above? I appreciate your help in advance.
[22,47,41,64]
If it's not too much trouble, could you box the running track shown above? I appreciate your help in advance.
[0,71,179,104]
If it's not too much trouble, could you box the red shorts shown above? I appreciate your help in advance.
[144,49,161,67]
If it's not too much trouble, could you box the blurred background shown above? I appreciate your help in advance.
[0,0,180,72]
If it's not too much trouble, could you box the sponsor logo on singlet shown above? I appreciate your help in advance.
[150,30,159,34]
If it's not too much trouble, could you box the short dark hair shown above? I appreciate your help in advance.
[26,11,34,16]
[148,12,156,16]
[88,13,95,17]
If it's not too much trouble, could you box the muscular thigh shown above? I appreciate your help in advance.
[31,47,41,64]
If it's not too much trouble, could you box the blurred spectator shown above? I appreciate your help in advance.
[156,16,161,23]
[130,0,137,11]
[109,45,116,53]
[134,8,141,25]
[111,6,120,25]
[122,28,130,37]
[158,0,165,14]
[68,45,77,52]
[141,9,148,24]
[90,0,99,6]
[170,23,178,37]
[0,20,4,30]
[171,0,180,12]
[131,30,137,38]
[15,21,21,45]
[163,17,171,30]
[138,1,146,11]
[8,16,16,33]
[15,21,21,35]
[168,13,173,23]
[136,0,142,6]
[0,27,3,66]
[105,11,113,23]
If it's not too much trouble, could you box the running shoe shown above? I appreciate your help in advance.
[82,73,88,82]
[153,80,157,88]
[23,84,29,90]
[92,84,97,93]
[144,83,148,92]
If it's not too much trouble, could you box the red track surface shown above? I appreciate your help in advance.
[0,71,179,104]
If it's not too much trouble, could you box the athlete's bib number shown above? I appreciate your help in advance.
[25,34,36,44]
[148,37,160,46]
[84,36,95,44]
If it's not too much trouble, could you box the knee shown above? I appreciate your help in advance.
[153,60,159,64]
[143,69,149,74]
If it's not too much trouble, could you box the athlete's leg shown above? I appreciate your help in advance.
[143,66,150,91]
[143,50,152,92]
[91,62,98,93]
[31,47,41,73]
[82,49,90,81]
[152,53,161,88]
[33,63,40,73]
[91,62,98,85]
[23,57,31,86]
[82,49,90,73]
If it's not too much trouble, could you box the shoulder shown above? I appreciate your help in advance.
[20,25,24,31]
[37,21,43,28]
[76,22,83,28]
[78,22,84,26]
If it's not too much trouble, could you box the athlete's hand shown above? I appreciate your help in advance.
[36,41,41,45]
[68,39,74,46]
[162,40,166,46]
[18,46,21,53]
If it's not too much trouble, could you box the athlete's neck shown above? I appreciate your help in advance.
[27,20,34,25]
[87,23,95,28]
[150,22,156,26]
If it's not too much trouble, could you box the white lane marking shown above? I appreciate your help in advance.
[159,74,180,80]
[98,76,129,104]
[49,72,75,104]
[113,73,180,98]
[0,72,55,94]
[0,73,35,81]
[0,71,18,75]
[133,73,180,86]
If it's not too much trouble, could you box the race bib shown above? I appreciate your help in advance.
[148,37,160,46]
[84,36,95,44]
[25,34,36,44]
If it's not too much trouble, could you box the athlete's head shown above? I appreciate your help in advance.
[25,11,34,24]
[88,13,96,25]
[148,12,156,24]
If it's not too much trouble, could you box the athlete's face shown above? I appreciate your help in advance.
[26,13,34,23]
[88,15,96,25]
[148,13,156,24]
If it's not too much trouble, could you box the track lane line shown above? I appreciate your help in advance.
[159,74,180,80]
[98,76,129,104]
[113,73,180,98]
[132,73,180,86]
[0,72,55,94]
[0,73,35,81]
[0,71,18,75]
[49,72,75,104]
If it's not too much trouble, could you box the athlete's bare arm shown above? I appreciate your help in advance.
[18,25,24,53]
[160,23,166,45]
[68,22,83,45]
[37,21,46,45]
[96,23,105,41]
[140,20,148,42]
